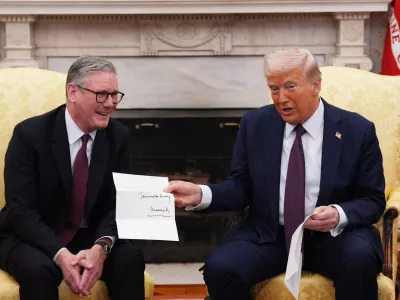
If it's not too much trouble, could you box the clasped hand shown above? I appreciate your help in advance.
[55,245,106,297]
[303,206,340,232]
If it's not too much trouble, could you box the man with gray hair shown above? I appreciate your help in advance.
[164,48,385,300]
[0,56,145,299]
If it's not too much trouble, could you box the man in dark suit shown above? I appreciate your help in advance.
[164,48,385,300]
[0,56,145,299]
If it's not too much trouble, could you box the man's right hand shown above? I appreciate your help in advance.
[55,249,85,295]
[163,181,202,208]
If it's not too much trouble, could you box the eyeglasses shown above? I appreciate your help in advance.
[75,84,125,104]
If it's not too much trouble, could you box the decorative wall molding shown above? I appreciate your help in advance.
[333,12,371,20]
[0,15,35,22]
[139,17,233,55]
[36,13,333,23]
[0,2,390,71]
[37,15,137,22]
[0,0,391,15]
[0,15,38,68]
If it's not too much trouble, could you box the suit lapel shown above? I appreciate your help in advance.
[316,101,344,207]
[264,109,285,218]
[51,106,72,203]
[85,129,110,215]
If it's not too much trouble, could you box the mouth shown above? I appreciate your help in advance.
[281,108,294,116]
[96,111,110,117]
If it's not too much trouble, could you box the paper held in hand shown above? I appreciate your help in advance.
[112,172,179,241]
[284,214,314,300]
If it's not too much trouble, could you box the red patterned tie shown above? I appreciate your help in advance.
[58,134,90,246]
[284,125,306,253]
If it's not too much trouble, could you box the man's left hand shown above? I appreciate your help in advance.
[72,245,106,297]
[303,206,339,232]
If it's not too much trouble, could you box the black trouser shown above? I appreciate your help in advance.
[2,229,145,300]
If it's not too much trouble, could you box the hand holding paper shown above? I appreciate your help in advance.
[163,180,202,208]
[303,206,339,232]
[113,172,179,241]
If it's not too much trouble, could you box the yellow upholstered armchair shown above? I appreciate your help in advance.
[0,68,154,300]
[244,66,400,300]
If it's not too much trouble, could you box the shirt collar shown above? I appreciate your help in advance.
[65,108,97,145]
[284,99,324,139]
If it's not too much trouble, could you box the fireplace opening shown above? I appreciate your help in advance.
[116,112,246,263]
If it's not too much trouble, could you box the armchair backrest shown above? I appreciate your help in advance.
[0,68,66,208]
[319,66,400,198]
[1,66,399,209]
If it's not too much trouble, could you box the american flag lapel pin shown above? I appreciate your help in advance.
[335,131,342,139]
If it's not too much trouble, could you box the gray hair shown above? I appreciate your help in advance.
[66,56,117,97]
[264,48,321,83]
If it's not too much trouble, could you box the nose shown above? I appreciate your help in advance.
[278,89,289,104]
[102,94,114,107]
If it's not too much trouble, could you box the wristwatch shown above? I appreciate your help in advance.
[95,241,112,257]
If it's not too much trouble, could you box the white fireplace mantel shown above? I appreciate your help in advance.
[0,0,391,108]
[0,0,391,15]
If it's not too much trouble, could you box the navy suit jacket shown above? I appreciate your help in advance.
[207,100,386,263]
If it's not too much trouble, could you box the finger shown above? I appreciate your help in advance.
[310,211,329,220]
[78,258,93,269]
[303,220,323,230]
[72,251,86,265]
[175,198,184,207]
[163,181,181,193]
[70,268,82,291]
[311,206,325,216]
[87,270,101,293]
[65,278,79,294]
[306,219,335,232]
[76,250,87,260]
[79,269,91,291]
[80,288,91,297]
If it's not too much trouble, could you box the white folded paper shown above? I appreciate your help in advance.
[284,214,314,300]
[112,172,179,241]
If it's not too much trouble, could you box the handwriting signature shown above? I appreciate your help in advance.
[140,193,171,200]
[148,206,172,218]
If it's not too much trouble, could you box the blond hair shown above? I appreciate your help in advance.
[264,48,321,83]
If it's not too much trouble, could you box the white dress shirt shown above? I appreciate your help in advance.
[53,108,115,261]
[190,100,348,237]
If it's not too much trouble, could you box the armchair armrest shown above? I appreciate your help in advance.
[382,188,400,283]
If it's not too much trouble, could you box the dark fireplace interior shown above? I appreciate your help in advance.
[116,112,245,263]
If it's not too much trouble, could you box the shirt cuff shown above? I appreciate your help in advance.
[329,204,349,237]
[95,236,116,248]
[185,185,212,211]
[53,247,67,262]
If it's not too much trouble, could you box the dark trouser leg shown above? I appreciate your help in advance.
[203,227,287,300]
[4,242,63,300]
[305,228,382,300]
[101,240,145,300]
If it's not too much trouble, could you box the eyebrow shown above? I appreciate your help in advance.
[283,80,298,85]
[98,89,120,93]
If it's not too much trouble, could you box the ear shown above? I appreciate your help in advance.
[312,79,322,96]
[67,83,78,103]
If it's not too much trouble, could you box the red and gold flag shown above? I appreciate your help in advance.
[381,0,400,75]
